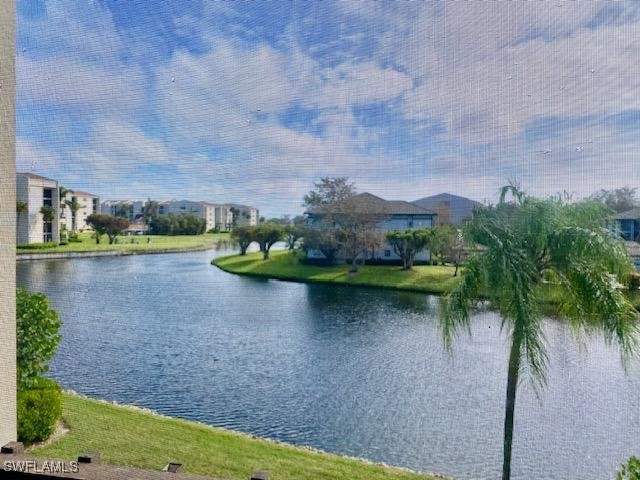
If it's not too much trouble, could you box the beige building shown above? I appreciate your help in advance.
[158,200,216,232]
[101,200,145,221]
[16,172,61,244]
[214,204,234,231]
[229,204,260,227]
[61,190,100,232]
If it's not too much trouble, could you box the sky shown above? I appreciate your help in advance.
[16,0,640,218]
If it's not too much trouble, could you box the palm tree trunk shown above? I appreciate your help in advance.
[502,333,522,480]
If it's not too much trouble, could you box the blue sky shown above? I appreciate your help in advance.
[16,0,640,217]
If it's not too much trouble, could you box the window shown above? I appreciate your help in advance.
[42,188,53,207]
[384,250,391,257]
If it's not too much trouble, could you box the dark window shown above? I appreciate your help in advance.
[43,221,53,243]
[43,188,53,207]
[384,250,391,257]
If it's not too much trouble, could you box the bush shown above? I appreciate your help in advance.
[17,377,62,444]
[617,457,640,480]
[17,242,59,250]
[16,289,62,388]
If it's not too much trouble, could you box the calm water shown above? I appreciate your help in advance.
[17,250,640,480]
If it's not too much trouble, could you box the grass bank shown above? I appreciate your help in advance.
[214,251,640,311]
[213,250,461,295]
[31,392,442,480]
[18,232,229,255]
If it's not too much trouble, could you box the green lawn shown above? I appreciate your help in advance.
[31,392,442,480]
[214,250,461,295]
[18,232,229,255]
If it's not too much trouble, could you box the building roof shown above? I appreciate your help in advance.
[614,207,640,220]
[412,192,482,225]
[16,172,57,183]
[307,192,437,216]
[71,191,98,198]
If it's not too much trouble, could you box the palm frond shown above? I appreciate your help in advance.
[440,254,486,350]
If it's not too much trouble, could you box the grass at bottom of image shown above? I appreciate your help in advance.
[30,392,444,480]
[214,250,461,295]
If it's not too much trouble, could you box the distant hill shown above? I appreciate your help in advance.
[412,193,482,225]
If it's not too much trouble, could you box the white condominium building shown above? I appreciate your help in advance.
[16,172,61,244]
[61,190,100,232]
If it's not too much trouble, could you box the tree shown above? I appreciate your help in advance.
[267,215,292,225]
[16,289,62,388]
[252,224,283,260]
[283,224,304,250]
[430,225,461,266]
[16,200,27,214]
[441,227,466,277]
[591,187,639,213]
[302,225,341,264]
[336,218,384,273]
[386,229,432,270]
[149,214,206,235]
[39,205,55,223]
[114,203,134,220]
[303,177,356,209]
[86,213,129,244]
[231,226,254,255]
[58,186,72,202]
[617,457,640,480]
[441,184,639,480]
[142,199,159,225]
[64,197,84,233]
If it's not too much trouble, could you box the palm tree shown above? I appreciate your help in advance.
[65,197,84,233]
[441,184,639,480]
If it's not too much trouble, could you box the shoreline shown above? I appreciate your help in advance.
[214,256,452,295]
[213,251,640,310]
[30,391,445,480]
[17,244,217,261]
[212,250,461,296]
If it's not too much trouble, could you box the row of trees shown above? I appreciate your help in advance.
[231,224,291,259]
[149,214,207,235]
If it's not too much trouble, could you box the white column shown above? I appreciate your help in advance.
[0,0,17,445]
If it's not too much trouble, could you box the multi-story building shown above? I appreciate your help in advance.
[157,200,216,232]
[61,190,100,232]
[16,172,61,244]
[227,204,260,227]
[305,192,437,263]
[214,204,234,231]
[412,192,481,225]
[101,200,144,221]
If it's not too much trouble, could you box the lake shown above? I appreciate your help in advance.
[17,249,640,480]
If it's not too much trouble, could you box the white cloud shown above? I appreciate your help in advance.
[18,56,145,111]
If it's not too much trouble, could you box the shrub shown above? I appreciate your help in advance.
[617,457,640,480]
[68,233,82,243]
[16,289,62,388]
[17,377,62,444]
[17,243,59,250]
